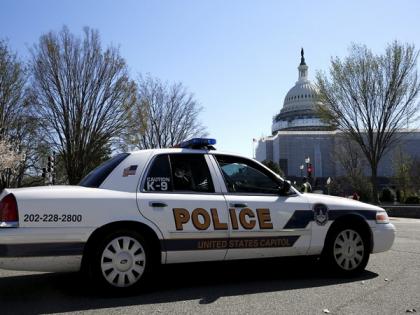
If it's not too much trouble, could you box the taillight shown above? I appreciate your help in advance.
[0,194,19,227]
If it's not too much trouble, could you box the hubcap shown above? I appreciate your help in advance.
[333,229,364,271]
[101,236,146,287]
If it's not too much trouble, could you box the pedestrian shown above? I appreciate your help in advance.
[301,177,312,193]
[352,192,360,201]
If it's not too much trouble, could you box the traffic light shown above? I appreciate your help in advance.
[307,163,313,178]
[42,167,47,178]
[47,154,55,173]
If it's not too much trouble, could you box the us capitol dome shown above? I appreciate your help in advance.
[256,48,420,180]
[271,49,330,134]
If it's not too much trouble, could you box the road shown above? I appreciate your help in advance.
[0,218,419,315]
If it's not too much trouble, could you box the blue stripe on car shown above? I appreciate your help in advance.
[283,209,377,229]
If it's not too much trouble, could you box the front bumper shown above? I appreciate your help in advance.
[372,223,396,253]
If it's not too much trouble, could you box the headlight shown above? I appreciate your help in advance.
[376,211,390,224]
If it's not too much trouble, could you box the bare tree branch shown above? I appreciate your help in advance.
[316,41,420,202]
[0,40,34,190]
[123,74,207,150]
[30,27,136,184]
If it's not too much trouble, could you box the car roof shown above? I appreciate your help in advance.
[128,148,247,158]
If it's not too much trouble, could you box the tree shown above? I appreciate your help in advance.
[0,40,33,190]
[0,139,25,189]
[124,75,206,150]
[317,42,420,203]
[30,27,137,184]
[333,136,372,202]
[393,147,412,202]
[261,159,284,177]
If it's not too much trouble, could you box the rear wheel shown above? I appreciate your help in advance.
[323,225,370,276]
[88,230,152,291]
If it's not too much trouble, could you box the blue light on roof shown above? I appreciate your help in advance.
[177,138,216,149]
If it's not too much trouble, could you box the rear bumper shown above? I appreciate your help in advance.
[0,242,84,272]
[372,223,396,253]
[0,227,89,272]
[0,242,85,257]
[0,255,82,272]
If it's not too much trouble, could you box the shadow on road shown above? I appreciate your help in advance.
[0,257,378,314]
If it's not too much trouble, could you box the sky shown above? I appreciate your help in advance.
[1,0,420,157]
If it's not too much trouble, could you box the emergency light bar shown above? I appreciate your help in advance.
[175,138,217,150]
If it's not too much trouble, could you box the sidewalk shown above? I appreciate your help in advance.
[390,217,420,222]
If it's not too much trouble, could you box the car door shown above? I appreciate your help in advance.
[210,154,312,260]
[137,153,229,263]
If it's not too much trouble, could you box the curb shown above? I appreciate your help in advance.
[382,206,420,219]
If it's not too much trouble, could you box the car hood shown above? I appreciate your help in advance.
[301,193,384,212]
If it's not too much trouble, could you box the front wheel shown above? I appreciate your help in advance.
[88,230,151,291]
[323,226,370,276]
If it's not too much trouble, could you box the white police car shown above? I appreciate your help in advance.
[0,138,395,290]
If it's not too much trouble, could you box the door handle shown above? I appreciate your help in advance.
[229,202,248,208]
[149,202,168,208]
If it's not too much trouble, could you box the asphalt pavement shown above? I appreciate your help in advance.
[0,218,419,315]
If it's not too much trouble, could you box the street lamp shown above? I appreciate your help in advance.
[326,177,332,195]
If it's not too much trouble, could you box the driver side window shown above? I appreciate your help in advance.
[215,155,280,194]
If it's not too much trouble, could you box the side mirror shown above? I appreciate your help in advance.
[279,180,291,195]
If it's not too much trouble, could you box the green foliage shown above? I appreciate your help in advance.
[409,159,420,192]
[326,176,372,202]
[380,187,396,203]
[317,41,420,203]
[350,176,373,203]
[261,160,284,177]
[393,147,412,202]
[327,177,345,197]
[405,195,420,204]
[0,40,34,189]
[330,137,372,202]
[19,175,44,187]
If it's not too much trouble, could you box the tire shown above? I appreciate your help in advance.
[87,229,152,292]
[323,225,370,276]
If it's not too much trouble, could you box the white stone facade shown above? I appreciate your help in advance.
[257,129,420,178]
[257,50,420,179]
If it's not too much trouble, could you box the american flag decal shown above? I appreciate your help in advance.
[123,165,138,177]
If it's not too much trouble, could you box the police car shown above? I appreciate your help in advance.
[0,138,395,290]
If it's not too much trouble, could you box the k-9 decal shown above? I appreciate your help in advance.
[146,177,170,191]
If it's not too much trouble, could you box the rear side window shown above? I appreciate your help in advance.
[170,154,214,193]
[79,153,130,188]
[143,154,214,193]
[144,154,173,192]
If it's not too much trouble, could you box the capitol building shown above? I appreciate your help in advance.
[255,49,420,180]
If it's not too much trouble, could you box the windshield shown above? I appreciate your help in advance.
[79,153,130,188]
